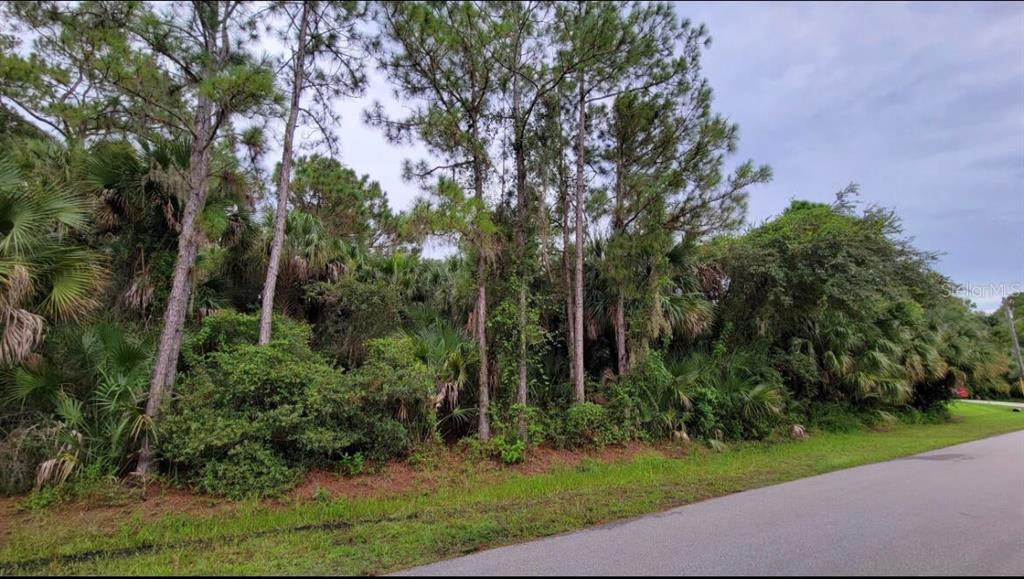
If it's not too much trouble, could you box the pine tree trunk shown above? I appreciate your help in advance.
[135,7,230,476]
[476,263,490,442]
[615,292,627,375]
[472,135,490,441]
[572,71,586,404]
[512,38,529,442]
[560,163,575,389]
[135,94,214,476]
[613,158,627,376]
[258,3,310,346]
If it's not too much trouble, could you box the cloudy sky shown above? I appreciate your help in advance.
[327,1,1023,311]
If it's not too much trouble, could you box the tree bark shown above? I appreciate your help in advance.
[614,292,627,375]
[135,93,214,476]
[258,2,310,346]
[613,157,627,376]
[135,5,229,476]
[511,35,529,442]
[472,119,490,441]
[572,70,586,403]
[560,157,575,389]
[476,256,490,442]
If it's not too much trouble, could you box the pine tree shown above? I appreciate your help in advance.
[598,16,771,370]
[553,1,687,400]
[258,0,369,345]
[370,1,499,441]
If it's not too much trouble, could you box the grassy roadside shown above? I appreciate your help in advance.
[2,402,1022,576]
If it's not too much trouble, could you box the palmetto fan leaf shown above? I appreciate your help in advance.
[35,246,107,322]
[740,382,785,422]
[660,291,714,340]
[1,362,62,409]
[0,154,107,365]
[0,179,89,257]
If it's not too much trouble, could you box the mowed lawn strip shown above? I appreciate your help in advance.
[2,402,1022,575]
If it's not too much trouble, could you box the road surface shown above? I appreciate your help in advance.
[959,399,1024,410]
[396,430,1024,576]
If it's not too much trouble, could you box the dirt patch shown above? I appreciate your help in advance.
[0,496,19,542]
[0,483,237,546]
[1,441,678,543]
[290,460,430,501]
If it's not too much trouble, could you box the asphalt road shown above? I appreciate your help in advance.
[396,430,1024,576]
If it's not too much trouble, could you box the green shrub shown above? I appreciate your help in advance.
[613,353,670,439]
[0,421,61,495]
[305,277,404,367]
[160,322,419,498]
[182,309,311,367]
[1,322,152,490]
[337,452,365,476]
[493,435,526,465]
[196,442,300,500]
[686,384,724,440]
[558,402,628,448]
[363,418,412,461]
[349,334,438,441]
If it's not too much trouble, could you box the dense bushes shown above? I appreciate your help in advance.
[0,419,61,494]
[611,350,786,443]
[159,311,423,498]
[558,402,631,448]
[181,309,312,366]
[704,197,1009,413]
[306,277,404,367]
[0,322,152,493]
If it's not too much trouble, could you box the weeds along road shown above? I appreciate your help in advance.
[396,430,1024,576]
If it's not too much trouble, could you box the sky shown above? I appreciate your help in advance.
[323,1,1024,312]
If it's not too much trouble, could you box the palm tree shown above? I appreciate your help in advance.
[5,322,151,486]
[0,150,106,365]
[256,210,345,316]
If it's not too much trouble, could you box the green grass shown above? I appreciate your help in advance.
[2,402,1022,575]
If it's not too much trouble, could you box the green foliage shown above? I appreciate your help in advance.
[290,156,397,248]
[0,150,107,365]
[182,309,311,367]
[493,435,526,465]
[614,349,786,442]
[619,351,682,438]
[0,0,1015,503]
[349,334,438,442]
[1,321,151,489]
[306,276,403,367]
[195,442,300,501]
[705,195,1009,412]
[337,452,365,476]
[161,315,418,498]
[557,402,629,449]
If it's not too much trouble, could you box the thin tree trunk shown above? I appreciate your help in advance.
[135,94,215,476]
[136,7,230,476]
[615,292,627,375]
[572,71,586,403]
[476,260,490,442]
[613,158,627,376]
[560,158,575,388]
[512,36,529,442]
[258,2,310,346]
[472,125,491,441]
